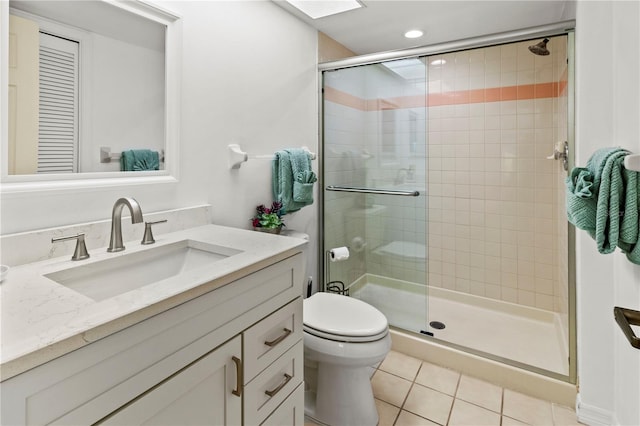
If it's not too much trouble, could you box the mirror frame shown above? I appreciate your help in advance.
[0,0,181,193]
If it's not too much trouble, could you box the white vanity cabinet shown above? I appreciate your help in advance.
[0,252,305,426]
[99,336,242,425]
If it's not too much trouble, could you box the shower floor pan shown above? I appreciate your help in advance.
[349,274,569,376]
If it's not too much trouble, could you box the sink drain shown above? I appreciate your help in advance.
[430,321,446,330]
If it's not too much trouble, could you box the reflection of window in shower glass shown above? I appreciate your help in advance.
[409,111,417,154]
[380,106,397,163]
[381,108,395,153]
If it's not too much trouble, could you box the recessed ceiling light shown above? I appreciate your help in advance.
[404,30,424,39]
[285,0,363,19]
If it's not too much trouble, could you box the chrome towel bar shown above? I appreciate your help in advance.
[326,185,420,197]
[100,147,165,163]
[227,144,316,169]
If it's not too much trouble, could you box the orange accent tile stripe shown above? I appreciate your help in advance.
[558,66,569,96]
[325,81,566,110]
[385,95,427,109]
[323,86,366,110]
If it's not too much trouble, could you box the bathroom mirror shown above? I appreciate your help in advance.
[1,0,181,189]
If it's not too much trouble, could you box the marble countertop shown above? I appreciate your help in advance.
[0,224,306,381]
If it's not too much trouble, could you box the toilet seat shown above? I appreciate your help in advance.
[303,292,388,343]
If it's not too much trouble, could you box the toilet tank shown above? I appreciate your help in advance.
[280,230,312,297]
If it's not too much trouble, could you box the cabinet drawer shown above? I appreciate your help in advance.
[244,340,303,426]
[260,383,304,426]
[243,298,302,381]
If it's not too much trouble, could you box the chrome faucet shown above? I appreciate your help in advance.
[107,197,144,252]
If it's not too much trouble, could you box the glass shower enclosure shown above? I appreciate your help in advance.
[322,58,430,333]
[321,31,575,382]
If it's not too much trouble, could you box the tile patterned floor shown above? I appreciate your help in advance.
[305,350,583,426]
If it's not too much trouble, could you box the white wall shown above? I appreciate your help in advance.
[1,1,319,281]
[575,1,640,424]
[166,0,319,284]
[86,33,165,173]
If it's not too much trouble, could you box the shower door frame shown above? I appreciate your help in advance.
[318,21,577,384]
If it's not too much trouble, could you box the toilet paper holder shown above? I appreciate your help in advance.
[324,248,350,295]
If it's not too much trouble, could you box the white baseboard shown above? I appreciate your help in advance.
[576,394,617,426]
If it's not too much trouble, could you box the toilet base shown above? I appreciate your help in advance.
[305,362,379,426]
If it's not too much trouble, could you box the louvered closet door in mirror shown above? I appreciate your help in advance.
[38,32,79,173]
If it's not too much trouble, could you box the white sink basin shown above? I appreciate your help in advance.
[45,240,242,301]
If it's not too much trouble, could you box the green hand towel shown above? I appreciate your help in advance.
[566,147,625,236]
[120,149,160,171]
[566,147,640,265]
[593,149,628,254]
[566,167,597,232]
[293,169,317,203]
[272,150,304,213]
[617,165,640,264]
[272,149,315,213]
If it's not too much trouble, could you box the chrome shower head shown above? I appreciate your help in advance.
[528,38,550,56]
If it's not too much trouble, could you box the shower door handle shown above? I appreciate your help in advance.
[326,185,420,196]
[547,141,569,171]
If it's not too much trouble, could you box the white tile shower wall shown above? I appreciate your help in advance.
[427,99,558,307]
[362,66,429,286]
[324,63,429,287]
[427,38,567,311]
[323,99,369,285]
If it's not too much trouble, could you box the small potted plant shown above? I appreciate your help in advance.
[251,201,285,234]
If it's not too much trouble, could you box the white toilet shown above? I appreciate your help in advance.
[281,230,391,425]
[303,292,391,425]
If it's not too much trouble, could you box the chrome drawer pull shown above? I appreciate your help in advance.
[232,356,243,397]
[264,373,293,398]
[264,328,292,347]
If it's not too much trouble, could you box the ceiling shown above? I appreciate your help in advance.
[274,1,575,56]
[11,0,165,51]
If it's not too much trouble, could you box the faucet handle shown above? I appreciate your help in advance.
[52,233,90,261]
[141,220,167,245]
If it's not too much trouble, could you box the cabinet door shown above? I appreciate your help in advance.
[99,336,242,426]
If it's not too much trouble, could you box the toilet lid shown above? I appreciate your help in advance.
[303,292,388,342]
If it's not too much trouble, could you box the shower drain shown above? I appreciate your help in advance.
[429,321,446,330]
